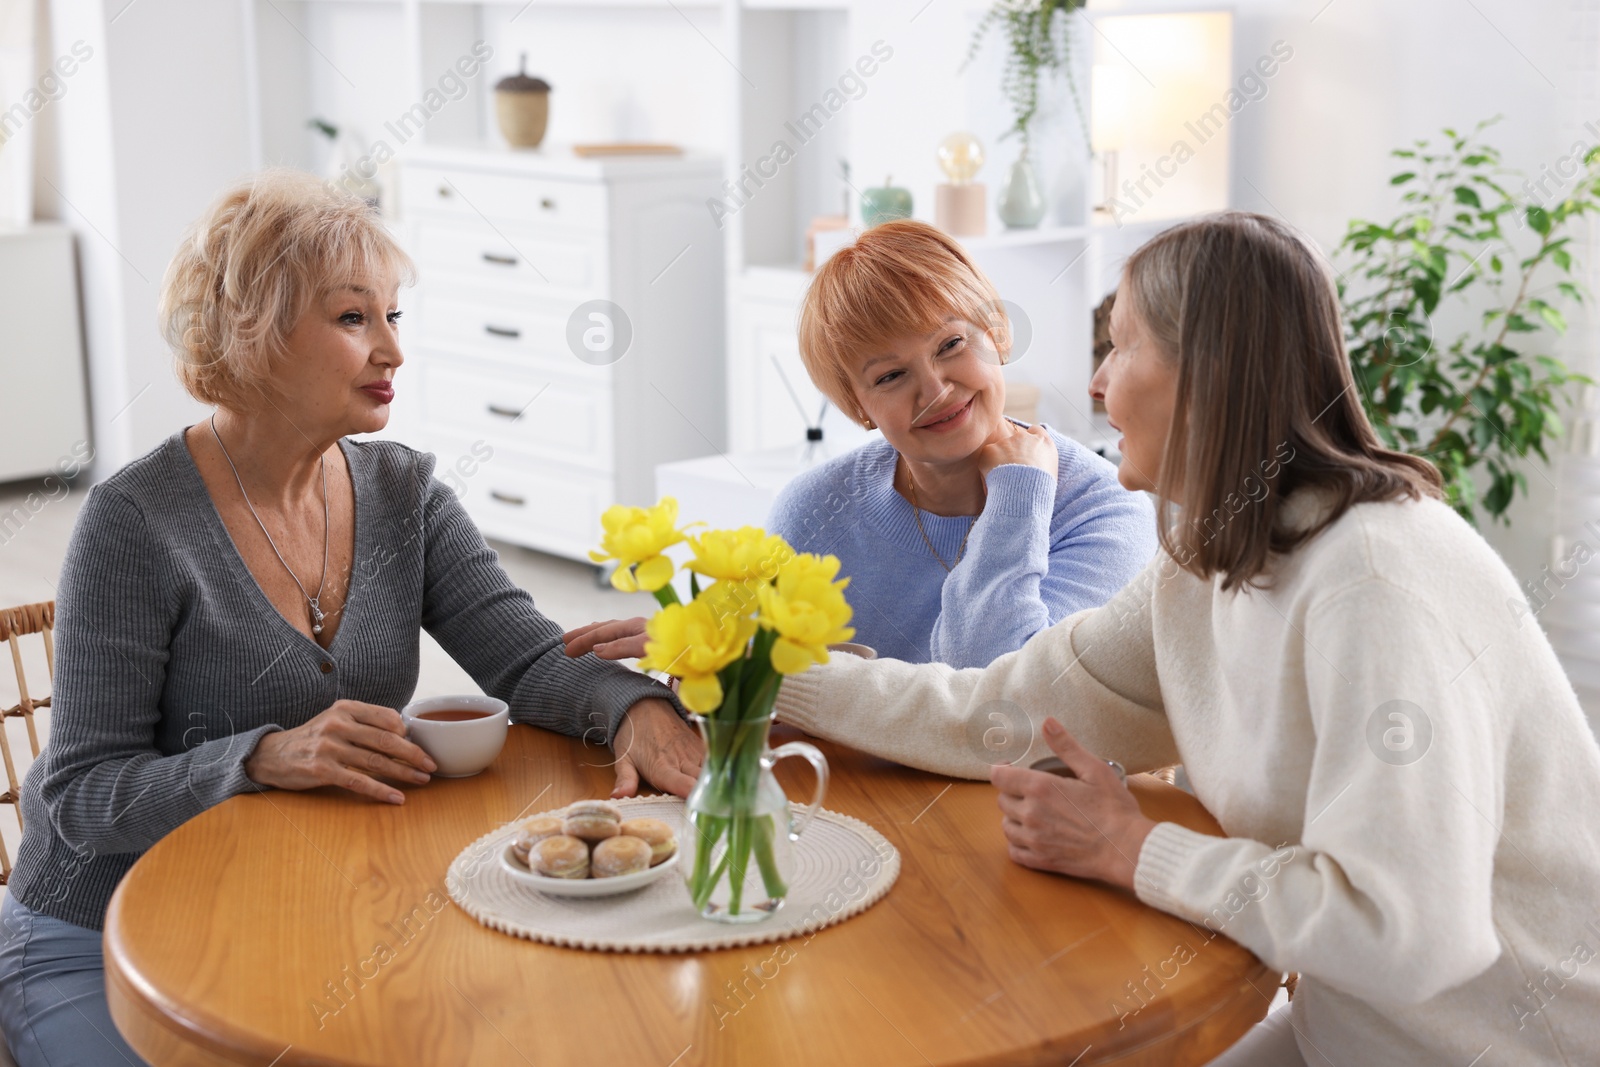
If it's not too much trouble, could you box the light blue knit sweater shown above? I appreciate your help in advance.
[768,424,1158,667]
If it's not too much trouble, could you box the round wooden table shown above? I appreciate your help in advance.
[105,724,1274,1066]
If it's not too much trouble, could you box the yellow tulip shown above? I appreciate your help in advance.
[588,497,687,593]
[686,527,794,583]
[758,553,855,675]
[637,585,759,713]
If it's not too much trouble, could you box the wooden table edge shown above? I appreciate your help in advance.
[105,945,1277,1067]
[1089,965,1278,1066]
[101,753,1274,1066]
[105,882,325,1067]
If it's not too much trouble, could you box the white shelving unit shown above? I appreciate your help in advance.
[714,1,1235,454]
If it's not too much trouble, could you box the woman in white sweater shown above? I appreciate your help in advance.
[772,212,1600,1065]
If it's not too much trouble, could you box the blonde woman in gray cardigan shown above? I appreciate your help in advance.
[771,213,1600,1066]
[0,172,700,1067]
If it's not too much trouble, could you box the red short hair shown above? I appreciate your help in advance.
[798,219,1008,426]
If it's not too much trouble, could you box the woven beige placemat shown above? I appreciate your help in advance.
[446,796,900,953]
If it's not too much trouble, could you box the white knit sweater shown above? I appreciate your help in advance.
[774,489,1600,1065]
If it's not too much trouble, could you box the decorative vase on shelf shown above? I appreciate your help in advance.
[861,175,913,227]
[495,53,552,149]
[588,501,850,923]
[997,151,1047,229]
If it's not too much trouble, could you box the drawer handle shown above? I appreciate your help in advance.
[486,403,522,419]
[484,325,521,339]
[490,490,527,507]
[540,197,556,210]
[437,185,452,199]
[482,252,518,266]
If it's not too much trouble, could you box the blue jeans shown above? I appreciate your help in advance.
[0,895,148,1066]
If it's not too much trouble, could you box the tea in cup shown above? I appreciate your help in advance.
[401,695,509,777]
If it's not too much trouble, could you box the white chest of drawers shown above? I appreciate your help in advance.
[392,145,725,563]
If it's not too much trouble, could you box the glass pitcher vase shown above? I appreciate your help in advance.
[683,709,828,923]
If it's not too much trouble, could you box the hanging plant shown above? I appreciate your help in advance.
[964,0,1089,154]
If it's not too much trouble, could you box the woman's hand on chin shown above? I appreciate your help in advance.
[563,617,650,660]
[609,698,703,799]
[976,420,1058,479]
[990,718,1156,890]
[244,699,437,805]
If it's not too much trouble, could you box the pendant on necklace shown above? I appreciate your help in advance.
[310,600,325,635]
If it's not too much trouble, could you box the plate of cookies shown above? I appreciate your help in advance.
[499,801,680,898]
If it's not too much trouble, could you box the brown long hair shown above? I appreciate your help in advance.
[1123,212,1442,590]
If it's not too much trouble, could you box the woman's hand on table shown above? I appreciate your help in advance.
[610,698,703,799]
[976,420,1058,480]
[244,699,436,805]
[990,719,1155,890]
[563,617,649,661]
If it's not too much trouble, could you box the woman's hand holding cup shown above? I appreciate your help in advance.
[244,699,436,805]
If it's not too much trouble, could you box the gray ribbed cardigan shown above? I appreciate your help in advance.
[10,432,675,931]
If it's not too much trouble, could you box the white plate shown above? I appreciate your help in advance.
[498,839,680,898]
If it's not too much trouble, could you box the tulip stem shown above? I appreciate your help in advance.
[727,813,748,914]
[754,814,787,898]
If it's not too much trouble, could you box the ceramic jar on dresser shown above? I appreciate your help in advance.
[392,144,725,563]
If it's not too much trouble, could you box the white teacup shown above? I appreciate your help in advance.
[401,695,510,778]
[827,641,878,661]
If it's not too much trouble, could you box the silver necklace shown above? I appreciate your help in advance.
[899,457,981,573]
[210,415,331,635]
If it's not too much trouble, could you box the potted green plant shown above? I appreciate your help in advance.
[1339,119,1598,525]
[965,0,1089,228]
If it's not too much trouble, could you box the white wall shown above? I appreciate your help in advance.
[40,0,256,472]
[1222,0,1584,580]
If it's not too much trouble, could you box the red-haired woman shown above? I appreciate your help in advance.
[568,220,1157,670]
[766,212,1600,1064]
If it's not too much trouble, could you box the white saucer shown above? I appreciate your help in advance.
[499,840,680,898]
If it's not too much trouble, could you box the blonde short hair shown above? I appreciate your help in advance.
[797,219,1009,426]
[159,169,415,410]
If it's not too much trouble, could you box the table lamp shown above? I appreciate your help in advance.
[1091,64,1127,216]
[934,131,987,237]
[1089,12,1233,220]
